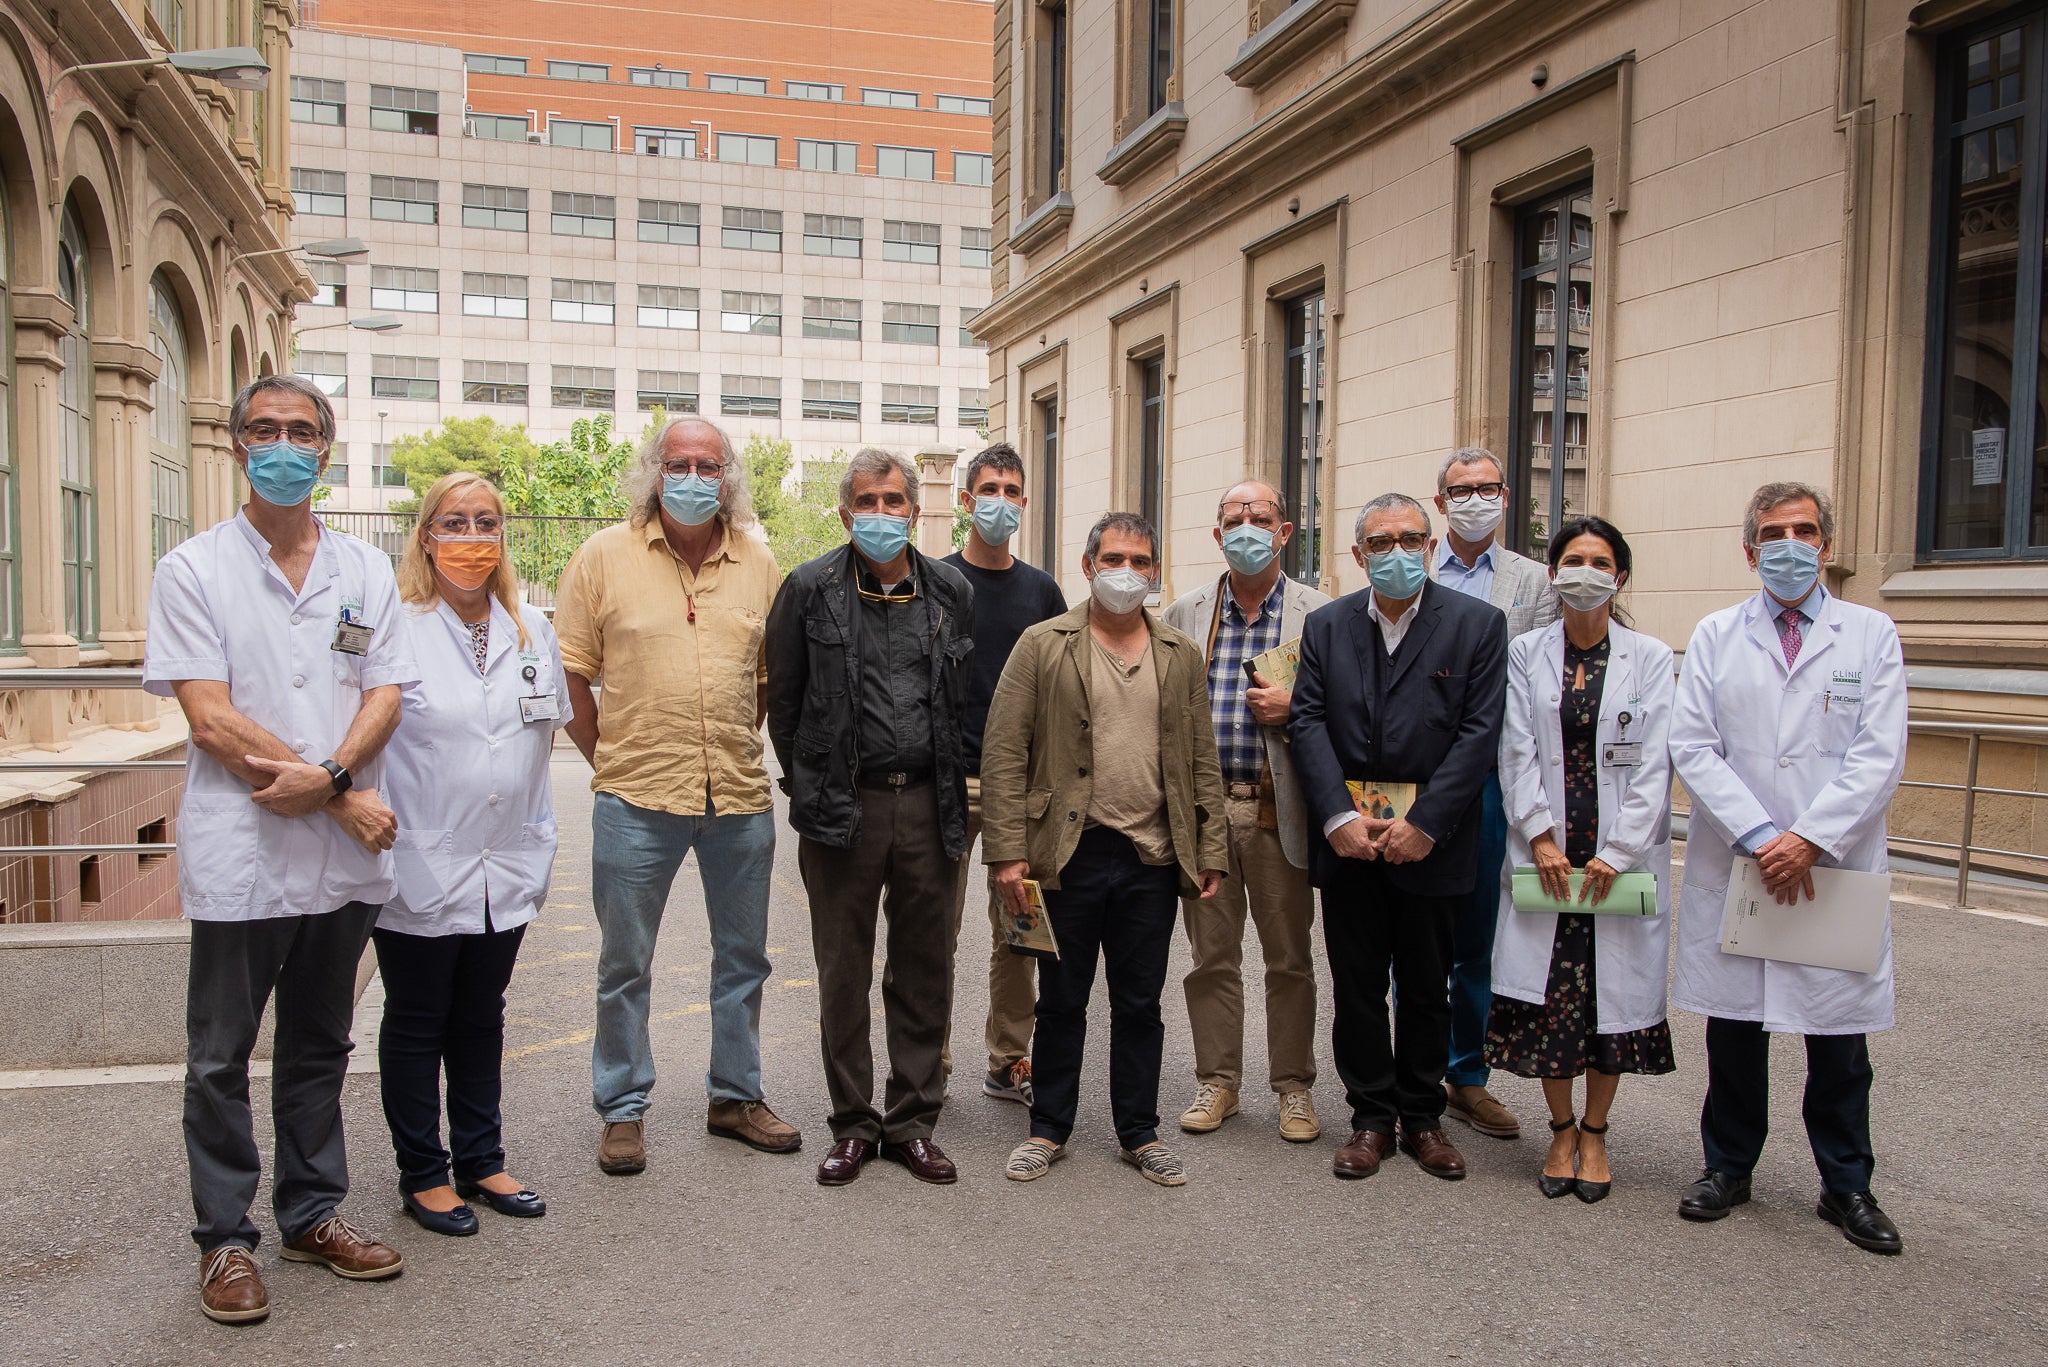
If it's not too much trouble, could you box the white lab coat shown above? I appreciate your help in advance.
[378,597,573,936]
[1492,621,1675,1034]
[1669,590,1907,1035]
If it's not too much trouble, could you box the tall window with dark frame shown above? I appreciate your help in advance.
[148,275,192,562]
[1281,292,1325,583]
[0,190,16,649]
[1048,4,1068,197]
[1139,355,1166,540]
[1924,10,2048,558]
[1508,186,1595,551]
[1038,395,1060,571]
[1148,0,1174,115]
[56,205,96,645]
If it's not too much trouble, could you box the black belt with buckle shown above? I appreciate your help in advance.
[859,769,931,791]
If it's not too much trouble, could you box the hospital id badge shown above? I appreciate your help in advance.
[332,620,374,656]
[1602,741,1644,768]
[519,693,560,723]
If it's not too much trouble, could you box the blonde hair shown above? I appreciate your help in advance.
[397,471,531,649]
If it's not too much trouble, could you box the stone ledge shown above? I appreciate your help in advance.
[1010,190,1075,256]
[1227,0,1358,90]
[1879,564,2048,598]
[1097,102,1188,187]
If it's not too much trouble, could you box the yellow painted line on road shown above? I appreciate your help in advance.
[504,1002,710,1061]
[780,978,815,988]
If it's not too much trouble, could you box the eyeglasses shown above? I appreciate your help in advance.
[1361,532,1430,556]
[1442,482,1506,504]
[1219,499,1282,523]
[661,459,725,479]
[431,515,503,536]
[242,421,324,445]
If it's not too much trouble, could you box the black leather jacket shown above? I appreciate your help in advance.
[764,543,976,858]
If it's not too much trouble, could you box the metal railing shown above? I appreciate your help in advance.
[317,511,611,610]
[0,668,178,863]
[1890,720,2048,906]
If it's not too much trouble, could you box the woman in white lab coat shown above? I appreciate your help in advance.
[374,472,572,1237]
[1487,517,1675,1203]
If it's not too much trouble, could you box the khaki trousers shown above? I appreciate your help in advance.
[944,775,1039,1077]
[1181,794,1318,1094]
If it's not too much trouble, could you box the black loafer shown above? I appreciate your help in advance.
[1678,1168,1752,1221]
[1817,1190,1902,1255]
[402,1190,478,1237]
[456,1180,547,1219]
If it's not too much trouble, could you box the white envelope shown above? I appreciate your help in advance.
[1719,857,1890,975]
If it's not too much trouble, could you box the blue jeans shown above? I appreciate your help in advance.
[591,791,775,1119]
[1445,770,1507,1088]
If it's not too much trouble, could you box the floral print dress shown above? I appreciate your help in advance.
[1485,635,1675,1080]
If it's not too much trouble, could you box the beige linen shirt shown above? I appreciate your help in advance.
[554,517,781,815]
[1083,636,1176,865]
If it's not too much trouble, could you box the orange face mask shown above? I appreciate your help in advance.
[433,534,501,591]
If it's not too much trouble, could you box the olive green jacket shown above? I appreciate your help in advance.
[979,603,1229,893]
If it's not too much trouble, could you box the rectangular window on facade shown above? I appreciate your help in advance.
[707,73,769,95]
[721,373,782,417]
[550,119,616,151]
[638,198,701,244]
[937,94,993,116]
[369,85,438,135]
[636,125,697,158]
[307,258,346,308]
[369,175,438,224]
[959,387,990,427]
[876,145,937,180]
[637,284,700,329]
[463,360,529,404]
[371,354,439,401]
[961,226,993,269]
[552,191,617,238]
[468,113,530,141]
[461,272,529,318]
[803,213,862,257]
[370,265,438,313]
[787,81,843,101]
[466,53,527,75]
[802,296,861,341]
[722,206,783,251]
[638,370,700,412]
[551,278,616,325]
[295,350,348,398]
[289,76,345,125]
[291,167,346,217]
[1508,188,1594,550]
[960,306,985,348]
[881,301,940,345]
[717,133,779,166]
[1038,395,1061,568]
[1281,292,1326,581]
[1041,3,1069,200]
[319,447,349,487]
[882,384,940,424]
[370,445,408,488]
[882,219,942,264]
[804,379,862,422]
[862,87,920,109]
[547,59,610,82]
[1138,354,1166,535]
[720,290,782,336]
[461,183,529,231]
[552,365,616,408]
[798,139,857,173]
[954,152,993,186]
[1145,0,1175,116]
[630,67,690,88]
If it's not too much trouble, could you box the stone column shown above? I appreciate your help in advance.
[916,445,961,557]
[189,399,234,533]
[94,340,160,667]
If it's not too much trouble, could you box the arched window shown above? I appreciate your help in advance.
[149,275,191,560]
[56,204,96,645]
[0,188,16,649]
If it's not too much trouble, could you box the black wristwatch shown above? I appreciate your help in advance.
[318,759,353,794]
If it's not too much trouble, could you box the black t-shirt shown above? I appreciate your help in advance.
[940,550,1069,773]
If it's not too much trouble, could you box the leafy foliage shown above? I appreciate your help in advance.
[388,416,546,500]
[742,433,848,571]
[499,414,638,587]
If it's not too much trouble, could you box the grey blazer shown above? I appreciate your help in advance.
[1490,543,1562,641]
[1164,571,1333,869]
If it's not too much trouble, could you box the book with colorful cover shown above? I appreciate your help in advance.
[1002,879,1060,960]
[1345,780,1417,822]
[1247,638,1304,692]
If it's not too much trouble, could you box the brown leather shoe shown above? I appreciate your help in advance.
[199,1246,268,1324]
[1400,1126,1468,1180]
[707,1098,803,1153]
[599,1119,647,1175]
[1332,1129,1393,1180]
[817,1137,878,1186]
[279,1215,404,1280]
[882,1137,958,1184]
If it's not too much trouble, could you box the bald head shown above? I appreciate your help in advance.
[1214,478,1294,574]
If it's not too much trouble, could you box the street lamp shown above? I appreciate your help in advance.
[55,46,272,93]
[291,314,403,336]
[234,237,370,266]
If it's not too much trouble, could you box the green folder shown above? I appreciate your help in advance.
[1511,868,1659,916]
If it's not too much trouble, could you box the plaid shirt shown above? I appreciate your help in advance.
[1205,577,1287,785]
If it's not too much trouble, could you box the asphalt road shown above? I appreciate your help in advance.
[2,760,2044,1365]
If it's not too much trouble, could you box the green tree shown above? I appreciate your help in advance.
[388,416,546,500]
[499,414,639,589]
[742,433,847,571]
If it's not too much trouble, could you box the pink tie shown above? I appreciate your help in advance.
[1777,608,1803,667]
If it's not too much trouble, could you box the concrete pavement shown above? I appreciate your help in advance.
[1,759,2044,1365]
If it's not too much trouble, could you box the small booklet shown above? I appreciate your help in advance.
[1719,857,1890,974]
[1247,638,1304,692]
[1002,879,1060,960]
[1511,867,1659,916]
[1345,780,1417,822]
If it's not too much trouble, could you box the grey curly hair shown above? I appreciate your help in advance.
[624,415,757,530]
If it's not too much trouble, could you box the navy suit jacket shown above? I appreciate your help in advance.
[1288,580,1509,895]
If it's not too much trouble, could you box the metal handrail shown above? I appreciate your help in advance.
[0,667,146,689]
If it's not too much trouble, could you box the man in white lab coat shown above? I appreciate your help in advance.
[1669,482,1908,1255]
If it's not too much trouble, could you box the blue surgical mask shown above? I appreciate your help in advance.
[243,439,324,508]
[971,495,1022,547]
[1757,537,1822,604]
[1366,547,1429,600]
[661,473,722,527]
[1221,523,1277,576]
[850,512,912,564]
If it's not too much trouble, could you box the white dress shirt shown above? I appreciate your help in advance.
[143,514,418,921]
[379,598,573,936]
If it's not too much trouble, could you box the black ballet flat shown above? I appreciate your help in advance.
[1538,1116,1579,1199]
[1574,1121,1612,1204]
[456,1179,547,1218]
[402,1189,478,1236]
